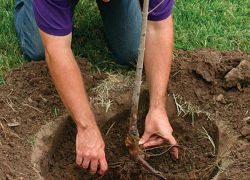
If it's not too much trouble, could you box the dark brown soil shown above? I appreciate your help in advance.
[43,101,219,180]
[169,49,250,179]
[0,49,249,180]
[170,49,250,140]
[0,59,105,179]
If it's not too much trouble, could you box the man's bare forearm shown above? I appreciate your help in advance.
[140,16,178,157]
[38,31,108,174]
[39,31,96,130]
[144,16,173,110]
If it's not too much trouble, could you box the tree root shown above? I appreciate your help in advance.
[125,133,167,180]
[136,155,167,179]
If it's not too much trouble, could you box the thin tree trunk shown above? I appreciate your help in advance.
[126,1,167,179]
[128,0,149,138]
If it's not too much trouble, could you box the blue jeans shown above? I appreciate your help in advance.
[14,0,141,65]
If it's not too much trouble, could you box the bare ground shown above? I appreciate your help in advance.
[0,49,249,179]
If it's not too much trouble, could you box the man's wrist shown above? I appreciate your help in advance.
[75,112,97,132]
[149,95,166,110]
[76,120,97,132]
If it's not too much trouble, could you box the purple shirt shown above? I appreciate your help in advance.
[33,0,174,36]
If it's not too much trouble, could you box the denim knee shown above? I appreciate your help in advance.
[21,41,45,60]
[17,26,45,60]
[112,46,138,66]
[96,0,141,66]
[14,0,45,61]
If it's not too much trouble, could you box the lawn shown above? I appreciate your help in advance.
[0,0,249,82]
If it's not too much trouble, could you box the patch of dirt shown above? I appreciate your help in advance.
[42,97,219,179]
[0,59,106,179]
[170,49,250,179]
[0,49,249,179]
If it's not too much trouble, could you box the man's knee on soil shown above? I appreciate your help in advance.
[112,47,138,66]
[22,44,45,61]
[14,0,45,61]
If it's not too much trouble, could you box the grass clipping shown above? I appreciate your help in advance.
[90,72,133,112]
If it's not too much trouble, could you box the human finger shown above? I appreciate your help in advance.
[171,146,179,159]
[141,135,158,145]
[76,154,83,166]
[166,134,178,159]
[99,155,108,175]
[143,137,164,148]
[89,159,99,175]
[139,131,152,145]
[148,135,159,141]
[82,157,90,169]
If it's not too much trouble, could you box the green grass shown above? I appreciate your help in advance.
[0,0,249,76]
[174,0,249,51]
[0,0,24,82]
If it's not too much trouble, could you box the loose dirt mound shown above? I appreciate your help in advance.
[0,49,249,179]
[170,49,250,179]
[170,49,250,139]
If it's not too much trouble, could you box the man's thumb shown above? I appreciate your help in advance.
[139,132,150,145]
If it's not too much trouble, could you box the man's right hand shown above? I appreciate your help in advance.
[76,125,108,175]
[38,30,108,175]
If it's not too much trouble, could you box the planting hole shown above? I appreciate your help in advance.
[38,93,219,179]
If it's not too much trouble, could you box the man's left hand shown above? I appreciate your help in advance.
[139,108,178,159]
